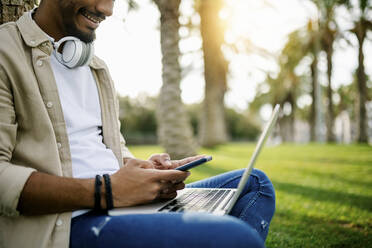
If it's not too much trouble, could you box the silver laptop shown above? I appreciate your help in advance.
[109,104,280,216]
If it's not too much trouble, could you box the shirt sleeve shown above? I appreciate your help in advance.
[0,66,36,217]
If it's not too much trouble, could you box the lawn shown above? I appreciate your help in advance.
[128,143,372,248]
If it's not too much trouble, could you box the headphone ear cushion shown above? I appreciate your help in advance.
[61,40,76,64]
[76,42,94,67]
[84,43,94,66]
[77,42,87,66]
[61,40,83,68]
[55,37,94,68]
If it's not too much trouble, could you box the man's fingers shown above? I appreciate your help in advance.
[149,153,171,165]
[170,155,206,169]
[159,153,171,166]
[152,169,190,182]
[127,158,155,169]
[160,182,185,193]
[174,182,185,191]
[159,192,177,199]
[159,183,185,199]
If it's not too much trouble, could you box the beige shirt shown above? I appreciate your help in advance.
[0,12,133,248]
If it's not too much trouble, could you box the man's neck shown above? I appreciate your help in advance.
[33,4,64,42]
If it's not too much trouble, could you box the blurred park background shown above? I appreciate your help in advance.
[1,0,371,247]
[92,0,372,156]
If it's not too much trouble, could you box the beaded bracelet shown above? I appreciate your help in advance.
[103,174,114,210]
[94,175,102,211]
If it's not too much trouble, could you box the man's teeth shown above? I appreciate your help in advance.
[82,12,101,23]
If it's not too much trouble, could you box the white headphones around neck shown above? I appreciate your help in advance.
[53,37,94,69]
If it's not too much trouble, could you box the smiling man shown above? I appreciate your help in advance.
[0,1,275,248]
[34,0,107,43]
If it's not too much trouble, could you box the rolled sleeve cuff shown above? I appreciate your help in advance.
[0,163,36,217]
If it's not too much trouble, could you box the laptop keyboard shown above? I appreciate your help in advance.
[158,189,233,213]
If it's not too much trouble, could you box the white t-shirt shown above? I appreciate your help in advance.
[50,52,120,179]
[50,51,120,217]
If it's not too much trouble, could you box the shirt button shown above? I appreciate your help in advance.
[56,219,63,226]
[46,102,53,108]
[57,142,62,149]
[36,60,43,67]
[30,40,35,45]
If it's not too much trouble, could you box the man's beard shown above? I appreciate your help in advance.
[58,1,96,43]
[64,21,96,43]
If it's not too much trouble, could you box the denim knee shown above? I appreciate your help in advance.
[251,169,275,200]
[211,216,265,248]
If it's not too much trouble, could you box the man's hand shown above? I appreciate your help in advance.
[111,158,190,207]
[148,153,205,170]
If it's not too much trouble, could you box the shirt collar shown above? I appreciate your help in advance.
[16,10,50,48]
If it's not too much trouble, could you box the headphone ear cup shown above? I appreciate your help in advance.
[55,37,94,68]
[61,39,83,68]
[77,42,93,67]
[76,42,87,66]
[83,42,94,66]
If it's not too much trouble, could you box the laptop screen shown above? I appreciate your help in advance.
[226,104,280,214]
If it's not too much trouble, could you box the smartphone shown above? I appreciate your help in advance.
[175,156,212,171]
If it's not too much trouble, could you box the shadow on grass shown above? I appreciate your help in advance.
[305,157,372,167]
[271,180,372,212]
[267,210,372,248]
[295,168,372,189]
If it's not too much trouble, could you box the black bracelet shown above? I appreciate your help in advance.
[103,174,114,210]
[94,175,102,211]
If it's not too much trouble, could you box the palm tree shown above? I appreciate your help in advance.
[298,18,323,142]
[196,0,229,147]
[308,0,341,142]
[153,0,197,158]
[341,0,372,143]
[252,30,307,142]
[318,0,341,142]
[0,0,37,23]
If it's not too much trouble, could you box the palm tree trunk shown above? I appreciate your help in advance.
[154,0,197,158]
[325,36,336,142]
[198,0,228,147]
[289,93,296,142]
[355,23,368,143]
[310,30,323,143]
[310,58,317,142]
[0,0,36,24]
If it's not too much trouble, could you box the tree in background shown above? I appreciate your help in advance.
[153,0,197,158]
[0,0,36,23]
[118,96,158,145]
[318,0,341,142]
[196,0,229,147]
[118,95,261,145]
[341,0,372,143]
[251,30,308,142]
[305,17,323,142]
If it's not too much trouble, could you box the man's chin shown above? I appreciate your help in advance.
[76,31,95,43]
[66,25,96,43]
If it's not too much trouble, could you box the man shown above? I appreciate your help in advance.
[0,0,275,247]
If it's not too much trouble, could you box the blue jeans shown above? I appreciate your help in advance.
[70,169,275,248]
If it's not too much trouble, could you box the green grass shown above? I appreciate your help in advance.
[128,143,372,247]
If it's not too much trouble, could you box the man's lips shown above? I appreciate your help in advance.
[79,8,105,25]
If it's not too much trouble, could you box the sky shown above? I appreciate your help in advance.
[94,0,372,115]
